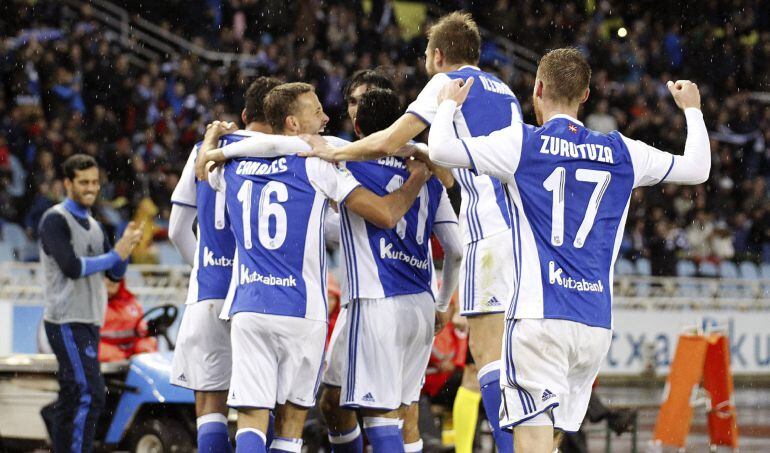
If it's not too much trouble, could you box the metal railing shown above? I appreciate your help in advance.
[2,262,769,310]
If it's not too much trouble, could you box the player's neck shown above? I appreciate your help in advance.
[63,197,89,218]
[540,102,581,124]
[245,122,272,134]
[440,62,475,73]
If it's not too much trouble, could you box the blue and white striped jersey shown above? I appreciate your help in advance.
[407,66,522,245]
[214,155,361,322]
[171,131,260,304]
[460,114,676,329]
[338,157,457,302]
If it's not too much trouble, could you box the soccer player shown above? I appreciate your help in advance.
[207,82,433,453]
[38,154,141,453]
[327,87,462,453]
[428,48,710,453]
[300,12,519,451]
[169,76,281,453]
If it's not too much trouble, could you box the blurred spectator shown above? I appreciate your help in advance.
[99,278,158,362]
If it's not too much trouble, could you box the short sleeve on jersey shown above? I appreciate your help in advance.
[171,146,198,207]
[306,157,362,203]
[461,122,524,183]
[434,188,458,225]
[406,73,452,125]
[619,133,676,187]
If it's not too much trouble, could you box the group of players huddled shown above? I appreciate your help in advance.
[168,11,710,453]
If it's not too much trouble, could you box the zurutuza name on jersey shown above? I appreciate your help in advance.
[239,264,297,287]
[236,158,288,176]
[539,135,615,163]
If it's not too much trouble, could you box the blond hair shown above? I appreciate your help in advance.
[427,12,481,65]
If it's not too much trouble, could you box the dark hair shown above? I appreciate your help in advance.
[244,76,282,124]
[62,154,98,180]
[427,12,481,66]
[537,48,592,103]
[344,69,395,103]
[356,88,402,137]
[263,82,315,133]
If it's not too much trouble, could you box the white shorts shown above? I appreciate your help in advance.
[459,229,514,316]
[228,312,327,409]
[499,318,612,432]
[341,292,434,411]
[171,299,231,391]
[322,306,348,387]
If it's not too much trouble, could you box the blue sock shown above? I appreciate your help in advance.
[268,436,302,452]
[235,428,266,453]
[329,424,363,453]
[363,417,405,453]
[197,414,232,453]
[266,412,275,447]
[479,361,514,452]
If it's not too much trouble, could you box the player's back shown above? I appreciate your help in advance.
[443,67,520,244]
[510,116,635,329]
[222,154,331,322]
[340,157,449,300]
[177,131,261,303]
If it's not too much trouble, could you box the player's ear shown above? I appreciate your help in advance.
[353,119,362,137]
[241,109,248,126]
[434,47,444,68]
[580,88,590,104]
[285,115,297,132]
[535,80,544,99]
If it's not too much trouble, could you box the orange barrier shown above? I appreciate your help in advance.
[653,333,739,449]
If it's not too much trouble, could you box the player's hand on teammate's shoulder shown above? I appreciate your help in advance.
[114,221,143,260]
[299,134,337,162]
[195,121,238,180]
[667,80,701,111]
[437,76,474,106]
[406,157,432,183]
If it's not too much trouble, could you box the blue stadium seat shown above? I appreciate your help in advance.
[676,260,697,277]
[739,261,760,280]
[157,241,184,265]
[761,263,770,280]
[719,261,739,279]
[635,258,652,276]
[699,262,719,277]
[614,258,635,276]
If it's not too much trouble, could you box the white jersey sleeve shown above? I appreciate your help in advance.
[406,73,452,125]
[623,108,710,187]
[434,188,458,225]
[429,100,522,183]
[171,146,198,207]
[221,134,351,159]
[306,157,362,204]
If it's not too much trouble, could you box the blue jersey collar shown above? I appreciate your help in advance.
[63,197,90,219]
[546,113,584,126]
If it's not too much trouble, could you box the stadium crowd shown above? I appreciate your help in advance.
[1,0,770,273]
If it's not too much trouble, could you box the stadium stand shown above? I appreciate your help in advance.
[2,0,770,274]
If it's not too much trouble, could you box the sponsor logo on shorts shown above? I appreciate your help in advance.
[541,389,555,402]
[203,246,233,267]
[548,261,604,293]
[177,373,187,382]
[240,264,297,287]
[379,238,430,270]
[487,296,501,307]
[362,392,375,403]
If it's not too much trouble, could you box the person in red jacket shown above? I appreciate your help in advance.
[99,278,157,361]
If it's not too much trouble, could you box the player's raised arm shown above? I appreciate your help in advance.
[624,80,710,187]
[300,112,427,162]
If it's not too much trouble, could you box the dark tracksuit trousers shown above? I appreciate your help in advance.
[44,322,106,453]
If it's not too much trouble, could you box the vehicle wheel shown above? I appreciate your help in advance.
[127,418,193,453]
